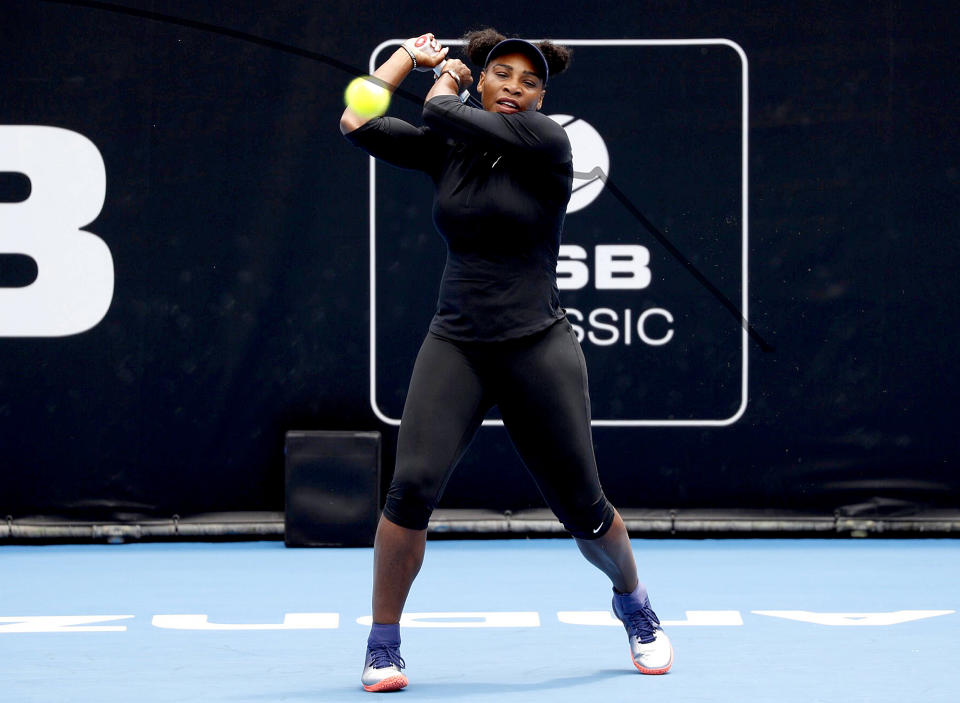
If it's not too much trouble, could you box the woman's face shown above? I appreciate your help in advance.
[477,52,545,114]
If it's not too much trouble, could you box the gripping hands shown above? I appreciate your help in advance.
[405,33,473,102]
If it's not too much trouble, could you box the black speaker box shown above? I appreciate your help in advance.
[284,431,381,547]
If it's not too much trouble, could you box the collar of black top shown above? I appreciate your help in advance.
[484,39,549,86]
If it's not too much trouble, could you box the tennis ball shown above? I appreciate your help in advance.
[344,76,390,118]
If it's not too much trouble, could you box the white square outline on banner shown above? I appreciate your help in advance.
[367,38,749,428]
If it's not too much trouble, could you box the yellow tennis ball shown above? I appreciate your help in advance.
[344,76,390,118]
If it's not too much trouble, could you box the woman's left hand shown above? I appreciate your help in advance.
[403,33,449,71]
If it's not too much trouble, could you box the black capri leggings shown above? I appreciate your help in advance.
[383,317,615,540]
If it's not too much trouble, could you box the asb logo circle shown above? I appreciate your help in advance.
[549,114,609,214]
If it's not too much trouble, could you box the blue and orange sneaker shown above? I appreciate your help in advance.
[612,582,674,674]
[361,642,408,692]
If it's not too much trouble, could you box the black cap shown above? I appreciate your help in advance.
[484,38,549,86]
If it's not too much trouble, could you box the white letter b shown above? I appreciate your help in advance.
[595,244,651,290]
[0,126,114,336]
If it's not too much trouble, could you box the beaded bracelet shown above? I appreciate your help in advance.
[399,44,417,70]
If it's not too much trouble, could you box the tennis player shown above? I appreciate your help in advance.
[340,28,673,692]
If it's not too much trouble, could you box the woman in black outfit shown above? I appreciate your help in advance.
[340,28,673,692]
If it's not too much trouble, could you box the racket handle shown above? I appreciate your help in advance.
[413,35,470,103]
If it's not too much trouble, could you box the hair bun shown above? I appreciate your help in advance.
[462,27,506,66]
[461,28,572,77]
[536,40,573,77]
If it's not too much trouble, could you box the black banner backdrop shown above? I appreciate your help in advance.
[0,0,957,523]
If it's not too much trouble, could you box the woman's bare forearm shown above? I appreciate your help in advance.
[339,48,413,134]
[339,35,450,134]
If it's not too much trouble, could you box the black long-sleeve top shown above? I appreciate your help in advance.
[344,94,573,341]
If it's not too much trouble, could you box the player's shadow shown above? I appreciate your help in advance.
[239,669,641,700]
[406,668,642,697]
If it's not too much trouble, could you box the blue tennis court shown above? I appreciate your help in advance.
[3,538,957,702]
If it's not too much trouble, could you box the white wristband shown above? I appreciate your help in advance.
[439,69,461,92]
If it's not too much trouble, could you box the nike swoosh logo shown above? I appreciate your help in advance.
[592,522,604,534]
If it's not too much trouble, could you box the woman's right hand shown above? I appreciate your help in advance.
[402,33,449,71]
[436,58,474,90]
